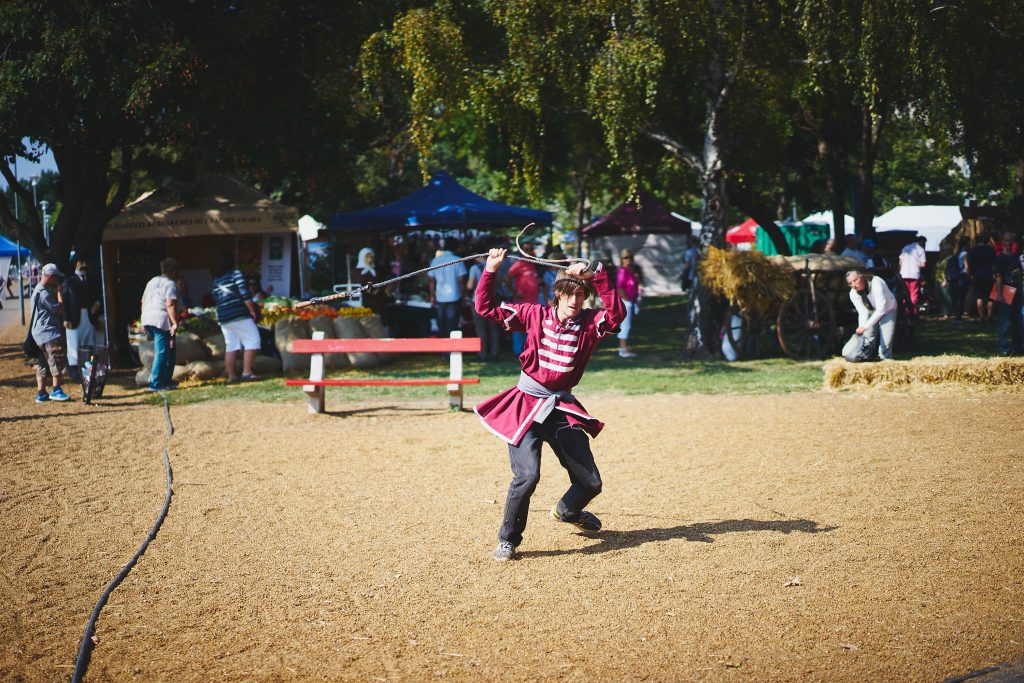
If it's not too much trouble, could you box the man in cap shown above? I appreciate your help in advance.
[31,263,71,402]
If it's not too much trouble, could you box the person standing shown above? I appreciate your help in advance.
[615,249,643,358]
[841,234,867,262]
[898,236,927,315]
[967,232,997,322]
[503,240,541,356]
[62,256,104,381]
[212,255,262,383]
[30,263,71,403]
[950,237,971,321]
[466,254,502,361]
[844,269,898,362]
[474,248,625,561]
[140,258,180,391]
[428,238,468,339]
[680,235,698,293]
[355,246,390,324]
[993,231,1024,356]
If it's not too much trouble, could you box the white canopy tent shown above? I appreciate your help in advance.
[873,205,963,250]
[802,211,855,234]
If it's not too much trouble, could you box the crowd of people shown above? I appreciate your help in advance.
[18,225,1023,404]
[378,235,646,363]
[21,253,273,402]
[838,229,1024,361]
[23,257,105,403]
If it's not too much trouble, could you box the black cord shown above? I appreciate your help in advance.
[71,394,175,683]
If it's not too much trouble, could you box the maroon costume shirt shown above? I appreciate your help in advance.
[473,264,625,445]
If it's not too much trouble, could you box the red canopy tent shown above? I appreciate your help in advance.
[726,218,758,244]
[582,190,692,236]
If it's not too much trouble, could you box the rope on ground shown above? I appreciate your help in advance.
[71,393,175,683]
[296,223,590,308]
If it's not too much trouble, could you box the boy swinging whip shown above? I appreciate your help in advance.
[474,248,625,561]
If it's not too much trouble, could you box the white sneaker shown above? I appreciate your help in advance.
[618,350,637,358]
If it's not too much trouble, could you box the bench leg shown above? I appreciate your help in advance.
[448,331,464,411]
[448,385,463,411]
[305,385,325,414]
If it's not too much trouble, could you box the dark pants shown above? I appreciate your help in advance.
[996,299,1024,355]
[146,325,176,389]
[499,412,602,547]
[949,276,966,319]
[436,301,461,338]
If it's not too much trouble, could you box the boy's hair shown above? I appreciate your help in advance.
[160,257,178,276]
[548,271,595,306]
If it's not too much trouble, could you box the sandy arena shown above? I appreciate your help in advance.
[1,306,1023,682]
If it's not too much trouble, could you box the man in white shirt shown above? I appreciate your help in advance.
[899,236,927,313]
[844,270,898,361]
[428,238,468,339]
[140,258,180,391]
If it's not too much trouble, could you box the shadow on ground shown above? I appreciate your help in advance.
[520,518,837,558]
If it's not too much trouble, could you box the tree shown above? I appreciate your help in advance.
[921,0,1024,218]
[362,1,807,354]
[0,0,207,266]
[0,1,412,269]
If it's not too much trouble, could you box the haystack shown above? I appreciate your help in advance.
[824,355,1024,392]
[700,246,795,318]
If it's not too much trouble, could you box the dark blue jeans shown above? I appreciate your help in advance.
[996,300,1024,355]
[146,325,176,389]
[499,412,602,547]
[436,301,461,338]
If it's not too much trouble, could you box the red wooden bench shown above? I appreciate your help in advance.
[284,331,481,413]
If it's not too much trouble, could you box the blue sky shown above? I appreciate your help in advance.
[1,144,59,189]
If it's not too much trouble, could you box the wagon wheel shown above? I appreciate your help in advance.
[777,287,836,359]
[723,305,750,359]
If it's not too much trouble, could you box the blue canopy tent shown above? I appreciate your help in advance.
[0,234,30,258]
[329,171,552,231]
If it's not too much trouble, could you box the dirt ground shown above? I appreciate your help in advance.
[1,302,1023,682]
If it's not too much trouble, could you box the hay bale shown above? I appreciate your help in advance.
[700,246,795,318]
[334,316,379,368]
[252,355,283,375]
[202,333,226,361]
[824,355,1024,392]
[187,360,222,381]
[308,314,349,369]
[359,314,394,364]
[275,318,311,372]
[137,341,155,370]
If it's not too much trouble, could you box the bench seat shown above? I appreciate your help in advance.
[285,330,481,413]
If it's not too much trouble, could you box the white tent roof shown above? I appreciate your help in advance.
[802,211,854,233]
[873,205,963,250]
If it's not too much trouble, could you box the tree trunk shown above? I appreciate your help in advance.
[571,160,592,258]
[855,103,884,238]
[680,165,728,358]
[816,126,848,240]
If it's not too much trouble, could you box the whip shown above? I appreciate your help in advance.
[294,223,590,309]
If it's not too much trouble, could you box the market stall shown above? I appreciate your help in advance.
[102,175,301,364]
[582,191,694,295]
